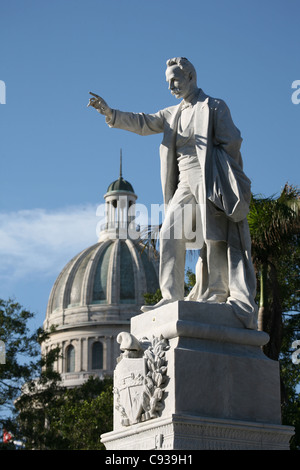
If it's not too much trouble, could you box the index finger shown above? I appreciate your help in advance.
[89,92,101,98]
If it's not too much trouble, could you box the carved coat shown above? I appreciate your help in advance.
[107,89,251,245]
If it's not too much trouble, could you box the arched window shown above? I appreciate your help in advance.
[92,341,103,370]
[66,344,75,373]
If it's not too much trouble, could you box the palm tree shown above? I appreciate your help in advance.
[248,184,300,360]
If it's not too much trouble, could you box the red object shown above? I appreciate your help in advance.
[3,429,12,443]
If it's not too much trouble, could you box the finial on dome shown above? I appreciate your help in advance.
[105,149,135,194]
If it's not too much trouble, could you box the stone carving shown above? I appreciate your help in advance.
[116,331,147,358]
[114,333,169,426]
[88,56,258,330]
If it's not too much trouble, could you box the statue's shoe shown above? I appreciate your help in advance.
[198,293,228,303]
[140,298,176,313]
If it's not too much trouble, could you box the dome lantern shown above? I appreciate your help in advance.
[100,149,139,241]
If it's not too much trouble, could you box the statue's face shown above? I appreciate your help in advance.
[165,65,193,100]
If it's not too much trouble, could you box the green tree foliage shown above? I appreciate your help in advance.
[0,298,62,449]
[13,354,65,450]
[0,298,40,414]
[184,268,196,296]
[0,298,113,450]
[248,184,300,360]
[280,311,300,449]
[275,239,300,449]
[248,184,300,449]
[143,288,162,305]
[14,364,112,449]
[48,376,113,450]
[8,365,112,450]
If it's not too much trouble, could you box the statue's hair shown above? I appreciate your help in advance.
[166,57,197,81]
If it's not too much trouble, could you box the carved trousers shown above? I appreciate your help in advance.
[159,164,228,300]
[159,163,257,324]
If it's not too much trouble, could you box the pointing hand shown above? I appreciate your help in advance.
[87,92,113,120]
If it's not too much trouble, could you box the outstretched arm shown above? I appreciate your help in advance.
[87,91,166,136]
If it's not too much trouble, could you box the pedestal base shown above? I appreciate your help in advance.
[101,301,294,450]
[101,414,294,450]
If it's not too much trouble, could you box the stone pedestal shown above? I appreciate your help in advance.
[101,301,294,450]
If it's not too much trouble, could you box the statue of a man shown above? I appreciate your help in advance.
[88,57,257,329]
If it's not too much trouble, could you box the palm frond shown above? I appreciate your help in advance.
[248,184,300,264]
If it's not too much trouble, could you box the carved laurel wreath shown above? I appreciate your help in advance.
[141,335,169,421]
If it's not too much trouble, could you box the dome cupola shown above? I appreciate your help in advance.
[99,150,139,242]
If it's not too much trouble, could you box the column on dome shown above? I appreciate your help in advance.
[104,193,137,233]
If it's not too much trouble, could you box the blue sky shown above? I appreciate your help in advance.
[0,0,299,331]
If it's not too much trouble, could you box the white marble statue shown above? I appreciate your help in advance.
[88,57,257,329]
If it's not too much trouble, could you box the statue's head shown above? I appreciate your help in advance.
[165,57,197,100]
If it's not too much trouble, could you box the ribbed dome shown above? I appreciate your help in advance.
[107,176,134,194]
[44,238,159,329]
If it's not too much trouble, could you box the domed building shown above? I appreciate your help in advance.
[42,157,159,387]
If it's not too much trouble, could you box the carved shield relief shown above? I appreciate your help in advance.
[114,357,147,425]
[114,335,169,427]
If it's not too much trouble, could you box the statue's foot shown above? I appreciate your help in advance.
[140,298,176,313]
[198,293,228,304]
